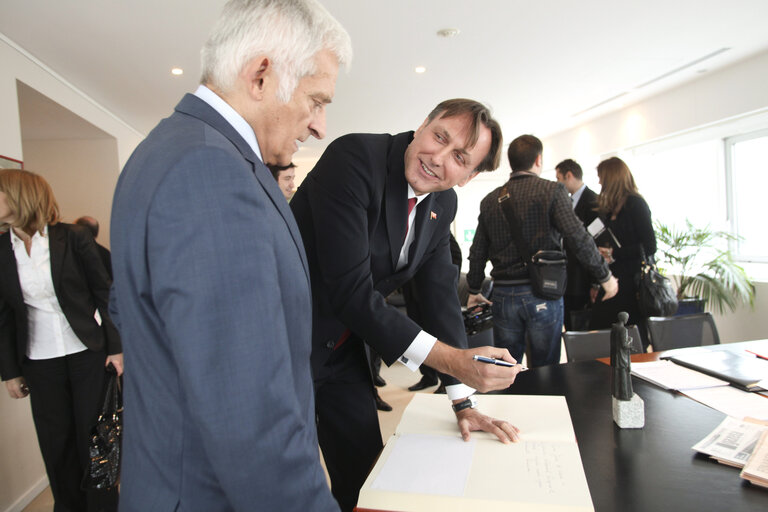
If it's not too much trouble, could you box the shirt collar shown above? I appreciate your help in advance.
[193,85,264,163]
[571,182,587,207]
[10,225,47,250]
[407,184,430,206]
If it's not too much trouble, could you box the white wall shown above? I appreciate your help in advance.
[0,34,143,512]
[543,49,768,167]
[0,35,143,167]
[23,138,120,247]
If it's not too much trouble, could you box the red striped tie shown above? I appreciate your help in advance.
[405,197,417,238]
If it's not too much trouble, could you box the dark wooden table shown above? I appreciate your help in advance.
[499,359,767,511]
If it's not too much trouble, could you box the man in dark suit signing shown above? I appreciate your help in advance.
[110,1,351,511]
[556,158,600,331]
[291,98,524,511]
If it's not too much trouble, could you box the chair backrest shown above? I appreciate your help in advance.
[646,313,720,352]
[563,325,644,362]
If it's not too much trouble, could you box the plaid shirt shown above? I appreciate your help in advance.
[467,173,610,293]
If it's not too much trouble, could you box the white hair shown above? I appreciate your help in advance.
[201,0,352,102]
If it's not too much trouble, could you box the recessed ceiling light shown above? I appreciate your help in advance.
[415,66,427,74]
[436,28,460,38]
[171,67,184,76]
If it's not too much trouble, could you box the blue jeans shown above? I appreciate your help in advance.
[491,285,563,367]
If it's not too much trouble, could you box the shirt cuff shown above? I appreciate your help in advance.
[445,384,476,401]
[398,330,437,371]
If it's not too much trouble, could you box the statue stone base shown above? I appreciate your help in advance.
[612,393,645,429]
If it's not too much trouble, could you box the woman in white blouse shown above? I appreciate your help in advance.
[0,169,122,511]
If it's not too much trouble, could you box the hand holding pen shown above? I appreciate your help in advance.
[473,355,528,371]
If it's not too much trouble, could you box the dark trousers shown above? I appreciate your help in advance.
[315,340,383,512]
[23,349,119,512]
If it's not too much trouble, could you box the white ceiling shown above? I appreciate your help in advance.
[2,0,768,160]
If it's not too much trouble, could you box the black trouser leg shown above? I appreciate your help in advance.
[24,350,118,512]
[316,342,384,512]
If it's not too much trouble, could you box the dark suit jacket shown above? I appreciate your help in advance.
[96,242,112,278]
[565,185,599,295]
[0,223,120,381]
[291,131,467,386]
[110,94,337,512]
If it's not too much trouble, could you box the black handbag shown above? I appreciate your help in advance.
[498,186,568,300]
[82,365,122,490]
[637,249,678,317]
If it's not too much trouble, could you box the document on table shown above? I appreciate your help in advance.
[741,430,768,488]
[683,386,768,421]
[359,394,594,512]
[631,360,730,390]
[691,416,768,467]
[370,433,474,496]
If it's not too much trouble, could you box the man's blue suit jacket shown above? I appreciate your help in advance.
[110,94,337,512]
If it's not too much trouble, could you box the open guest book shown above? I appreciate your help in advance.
[356,394,593,512]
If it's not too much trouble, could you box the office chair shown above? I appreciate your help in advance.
[562,325,644,362]
[646,312,720,351]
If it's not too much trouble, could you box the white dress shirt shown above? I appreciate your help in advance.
[11,227,87,359]
[194,85,264,163]
[397,186,475,400]
[571,182,587,209]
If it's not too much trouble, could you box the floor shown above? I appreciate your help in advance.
[21,486,52,512]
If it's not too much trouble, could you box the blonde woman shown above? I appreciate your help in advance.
[0,169,121,511]
[588,157,657,349]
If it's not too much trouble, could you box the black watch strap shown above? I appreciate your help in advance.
[452,396,478,413]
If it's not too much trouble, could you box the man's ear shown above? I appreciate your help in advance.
[458,170,481,187]
[243,56,271,101]
[536,154,543,168]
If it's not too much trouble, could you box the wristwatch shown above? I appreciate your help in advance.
[452,395,478,413]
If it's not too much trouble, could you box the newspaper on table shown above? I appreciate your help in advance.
[740,430,768,488]
[692,416,768,467]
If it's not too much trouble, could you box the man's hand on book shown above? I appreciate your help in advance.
[454,406,521,444]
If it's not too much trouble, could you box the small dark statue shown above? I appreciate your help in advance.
[610,312,633,401]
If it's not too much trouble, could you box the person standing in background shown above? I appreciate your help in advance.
[0,169,122,512]
[589,156,656,350]
[268,162,297,201]
[75,215,112,278]
[555,159,599,331]
[467,135,617,367]
[109,1,352,510]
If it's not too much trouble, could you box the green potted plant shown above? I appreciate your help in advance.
[654,219,755,315]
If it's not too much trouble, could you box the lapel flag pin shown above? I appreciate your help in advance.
[430,211,437,220]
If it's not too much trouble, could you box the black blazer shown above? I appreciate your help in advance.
[291,131,467,384]
[0,223,121,380]
[566,186,599,295]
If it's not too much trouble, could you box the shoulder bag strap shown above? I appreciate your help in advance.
[497,186,533,268]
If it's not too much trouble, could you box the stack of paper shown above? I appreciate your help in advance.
[682,386,768,421]
[631,360,729,391]
[691,417,768,467]
[358,394,594,512]
[741,430,768,488]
